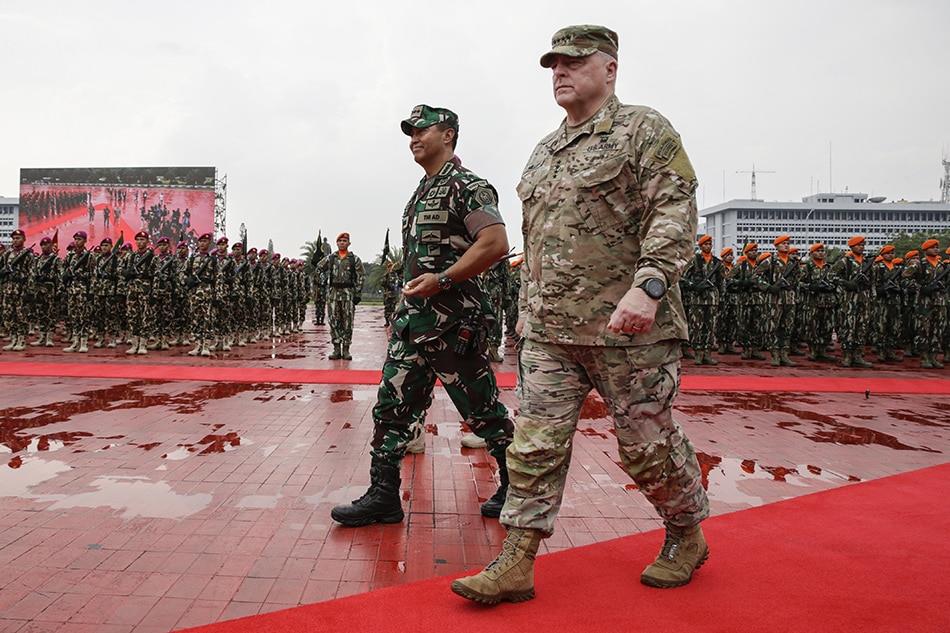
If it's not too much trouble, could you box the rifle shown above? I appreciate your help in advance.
[852,256,874,289]
[922,263,949,296]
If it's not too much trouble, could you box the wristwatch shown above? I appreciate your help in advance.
[638,278,667,300]
[437,274,455,291]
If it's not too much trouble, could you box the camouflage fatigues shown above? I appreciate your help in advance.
[682,253,723,351]
[905,256,947,355]
[62,249,95,339]
[372,157,513,465]
[126,249,156,340]
[874,260,903,358]
[800,259,837,353]
[30,252,60,334]
[317,252,364,347]
[504,95,709,536]
[754,253,800,354]
[0,247,34,338]
[831,252,875,351]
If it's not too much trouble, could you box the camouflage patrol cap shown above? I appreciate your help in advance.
[400,104,459,135]
[540,25,619,68]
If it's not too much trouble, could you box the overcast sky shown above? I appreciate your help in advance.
[2,0,947,257]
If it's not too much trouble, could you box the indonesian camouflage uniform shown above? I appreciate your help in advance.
[482,259,509,355]
[317,251,364,349]
[30,251,60,340]
[800,258,837,358]
[753,252,800,361]
[0,246,34,341]
[312,263,327,325]
[905,255,947,365]
[682,252,723,353]
[717,262,739,352]
[62,249,95,341]
[185,252,217,344]
[504,95,709,536]
[127,249,156,343]
[91,250,120,344]
[733,255,765,358]
[151,252,179,346]
[831,253,875,353]
[874,258,903,361]
[213,252,235,343]
[382,262,403,327]
[372,157,513,465]
[504,262,522,337]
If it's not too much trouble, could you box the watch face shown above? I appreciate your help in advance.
[645,279,665,299]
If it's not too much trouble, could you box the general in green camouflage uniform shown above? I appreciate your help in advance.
[454,27,710,605]
[331,104,514,528]
[831,235,875,368]
[317,234,364,360]
[682,235,723,365]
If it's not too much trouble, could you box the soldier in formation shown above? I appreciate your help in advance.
[0,229,312,358]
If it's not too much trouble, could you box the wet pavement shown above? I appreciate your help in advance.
[0,306,947,631]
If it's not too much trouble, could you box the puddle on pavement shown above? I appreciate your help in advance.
[236,494,282,509]
[0,457,72,497]
[0,380,289,456]
[676,393,941,453]
[41,476,212,519]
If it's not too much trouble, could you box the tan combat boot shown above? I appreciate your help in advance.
[12,335,26,351]
[187,339,202,356]
[62,336,79,353]
[2,337,15,351]
[451,528,542,605]
[641,524,709,589]
[77,336,89,353]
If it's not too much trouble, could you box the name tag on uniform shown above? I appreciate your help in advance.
[417,210,448,224]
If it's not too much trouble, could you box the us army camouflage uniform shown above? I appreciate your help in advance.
[372,157,513,465]
[317,251,364,348]
[503,96,709,536]
[682,252,723,353]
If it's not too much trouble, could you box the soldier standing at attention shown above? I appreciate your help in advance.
[213,237,236,351]
[682,234,722,365]
[62,231,95,353]
[91,237,118,348]
[717,247,738,354]
[0,230,33,352]
[483,259,509,362]
[900,249,921,358]
[800,243,837,361]
[381,260,403,328]
[735,242,765,360]
[317,233,364,360]
[150,237,177,350]
[174,241,192,346]
[126,231,155,355]
[754,234,799,366]
[831,235,874,368]
[873,244,902,363]
[29,236,59,347]
[504,256,523,339]
[453,26,709,604]
[330,104,514,527]
[905,239,946,368]
[186,233,217,357]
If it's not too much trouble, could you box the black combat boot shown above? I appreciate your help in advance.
[480,452,510,518]
[330,458,405,527]
[328,344,342,360]
[342,344,352,360]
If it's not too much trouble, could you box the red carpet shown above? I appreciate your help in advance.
[0,359,948,394]
[179,463,950,633]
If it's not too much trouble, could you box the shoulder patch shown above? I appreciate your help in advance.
[475,187,497,207]
[655,133,680,163]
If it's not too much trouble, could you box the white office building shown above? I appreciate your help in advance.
[0,197,19,245]
[700,193,950,252]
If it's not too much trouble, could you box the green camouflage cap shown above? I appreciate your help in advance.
[540,24,619,68]
[400,104,459,135]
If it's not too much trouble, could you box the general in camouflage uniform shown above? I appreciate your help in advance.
[831,235,875,368]
[905,239,947,368]
[316,233,364,360]
[0,230,33,351]
[682,234,723,365]
[753,234,800,366]
[29,236,60,347]
[61,231,95,353]
[873,245,903,363]
[716,247,739,354]
[331,104,514,528]
[454,27,709,605]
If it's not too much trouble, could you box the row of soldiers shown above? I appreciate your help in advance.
[683,234,950,368]
[0,229,311,356]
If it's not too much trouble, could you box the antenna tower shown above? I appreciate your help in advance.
[736,164,776,201]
